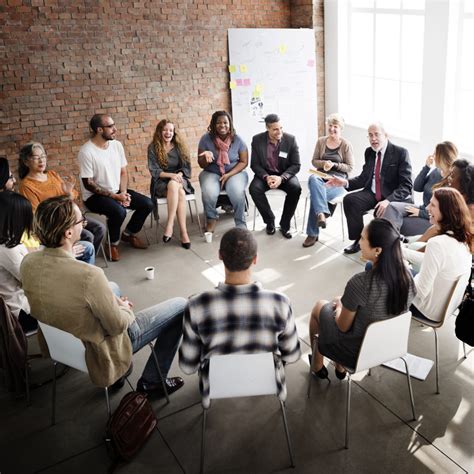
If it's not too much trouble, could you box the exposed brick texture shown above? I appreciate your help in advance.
[1,0,324,194]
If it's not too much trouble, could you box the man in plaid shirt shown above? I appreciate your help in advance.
[179,228,301,408]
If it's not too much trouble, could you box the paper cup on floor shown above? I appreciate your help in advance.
[145,266,155,280]
[204,232,213,243]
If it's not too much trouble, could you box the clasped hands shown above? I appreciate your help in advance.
[266,175,282,189]
[116,191,131,207]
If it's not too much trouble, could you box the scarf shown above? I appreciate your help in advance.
[214,136,231,176]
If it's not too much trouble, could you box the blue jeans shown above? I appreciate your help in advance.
[108,283,186,383]
[199,170,248,228]
[306,175,346,237]
[76,240,95,265]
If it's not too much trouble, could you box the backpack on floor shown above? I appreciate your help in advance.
[455,268,474,347]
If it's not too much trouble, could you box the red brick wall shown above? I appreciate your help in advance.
[1,0,325,194]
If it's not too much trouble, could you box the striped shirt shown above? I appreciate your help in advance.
[179,281,301,408]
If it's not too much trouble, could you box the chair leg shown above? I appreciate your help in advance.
[188,200,194,223]
[307,336,319,399]
[200,409,207,474]
[99,243,108,268]
[106,221,112,262]
[400,357,416,421]
[433,328,439,394]
[252,204,257,231]
[149,342,169,404]
[463,342,467,359]
[302,196,308,232]
[193,200,203,236]
[340,204,346,240]
[51,361,57,426]
[104,387,112,418]
[344,374,352,449]
[279,400,295,468]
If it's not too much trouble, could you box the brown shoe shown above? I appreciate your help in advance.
[105,244,120,261]
[121,233,148,249]
[317,213,326,229]
[206,219,217,233]
[302,236,318,248]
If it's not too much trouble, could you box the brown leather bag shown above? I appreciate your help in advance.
[105,391,157,462]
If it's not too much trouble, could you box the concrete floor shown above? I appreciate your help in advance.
[1,190,473,473]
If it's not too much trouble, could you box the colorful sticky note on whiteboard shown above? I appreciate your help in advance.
[229,80,237,89]
[236,79,243,86]
[307,59,315,67]
[243,78,251,86]
[255,83,263,92]
[240,64,248,73]
[228,65,236,73]
[278,44,287,54]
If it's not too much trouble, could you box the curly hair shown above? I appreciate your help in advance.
[219,228,257,272]
[433,187,472,248]
[207,111,235,139]
[151,119,190,169]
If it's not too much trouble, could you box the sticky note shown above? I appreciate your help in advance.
[307,59,315,67]
[243,78,251,86]
[228,65,236,73]
[255,83,263,92]
[229,80,237,89]
[236,79,243,86]
[240,64,248,73]
[278,44,287,54]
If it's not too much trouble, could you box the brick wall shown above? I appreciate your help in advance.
[1,0,324,194]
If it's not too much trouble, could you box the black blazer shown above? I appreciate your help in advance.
[348,141,413,202]
[250,132,301,181]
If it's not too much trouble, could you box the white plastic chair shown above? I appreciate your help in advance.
[411,274,469,394]
[252,188,298,231]
[302,193,345,239]
[38,321,169,425]
[308,311,416,449]
[152,193,203,239]
[200,352,295,473]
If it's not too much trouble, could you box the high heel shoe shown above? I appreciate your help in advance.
[162,235,172,243]
[308,354,330,381]
[181,241,191,249]
[335,367,347,380]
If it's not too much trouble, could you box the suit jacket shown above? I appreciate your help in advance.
[21,248,135,387]
[251,132,301,181]
[348,141,413,202]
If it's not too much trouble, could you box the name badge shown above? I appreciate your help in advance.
[279,151,288,158]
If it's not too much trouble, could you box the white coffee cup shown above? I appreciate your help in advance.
[145,266,155,280]
[204,232,213,243]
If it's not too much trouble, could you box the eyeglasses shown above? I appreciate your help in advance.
[101,123,115,129]
[29,154,47,161]
[74,216,88,228]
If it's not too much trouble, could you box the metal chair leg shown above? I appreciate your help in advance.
[279,400,295,468]
[104,386,111,417]
[302,196,308,232]
[433,328,440,394]
[400,357,416,420]
[340,203,346,240]
[307,336,319,399]
[344,374,352,449]
[51,361,57,426]
[99,243,108,268]
[193,200,203,236]
[463,342,467,359]
[149,342,169,404]
[188,201,194,223]
[200,409,207,474]
[106,220,112,262]
[252,205,257,231]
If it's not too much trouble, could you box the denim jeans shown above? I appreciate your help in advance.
[306,175,346,237]
[199,170,248,228]
[76,240,95,265]
[108,283,186,384]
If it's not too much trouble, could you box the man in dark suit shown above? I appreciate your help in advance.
[327,122,413,253]
[249,114,301,239]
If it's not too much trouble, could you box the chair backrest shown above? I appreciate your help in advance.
[354,311,411,372]
[209,352,278,400]
[441,273,470,323]
[38,321,88,373]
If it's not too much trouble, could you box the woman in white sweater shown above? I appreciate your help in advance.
[410,187,472,323]
[0,191,38,332]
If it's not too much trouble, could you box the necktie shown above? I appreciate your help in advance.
[375,151,382,201]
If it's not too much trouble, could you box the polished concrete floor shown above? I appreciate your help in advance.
[1,191,473,473]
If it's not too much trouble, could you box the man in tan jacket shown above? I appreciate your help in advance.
[21,195,186,397]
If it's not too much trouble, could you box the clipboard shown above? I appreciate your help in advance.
[309,169,331,180]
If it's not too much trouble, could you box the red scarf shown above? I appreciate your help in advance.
[214,136,231,176]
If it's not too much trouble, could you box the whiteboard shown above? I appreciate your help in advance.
[228,28,318,180]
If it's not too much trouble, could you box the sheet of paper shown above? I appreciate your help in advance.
[382,353,434,381]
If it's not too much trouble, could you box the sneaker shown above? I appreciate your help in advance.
[136,376,184,398]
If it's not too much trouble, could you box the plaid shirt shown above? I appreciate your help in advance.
[179,281,301,408]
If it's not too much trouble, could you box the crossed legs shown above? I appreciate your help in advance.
[164,180,190,243]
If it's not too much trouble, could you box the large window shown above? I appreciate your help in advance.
[344,0,425,139]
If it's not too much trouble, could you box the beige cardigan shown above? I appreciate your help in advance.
[312,136,354,176]
[20,248,135,387]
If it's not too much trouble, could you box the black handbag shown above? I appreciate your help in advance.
[455,268,474,347]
